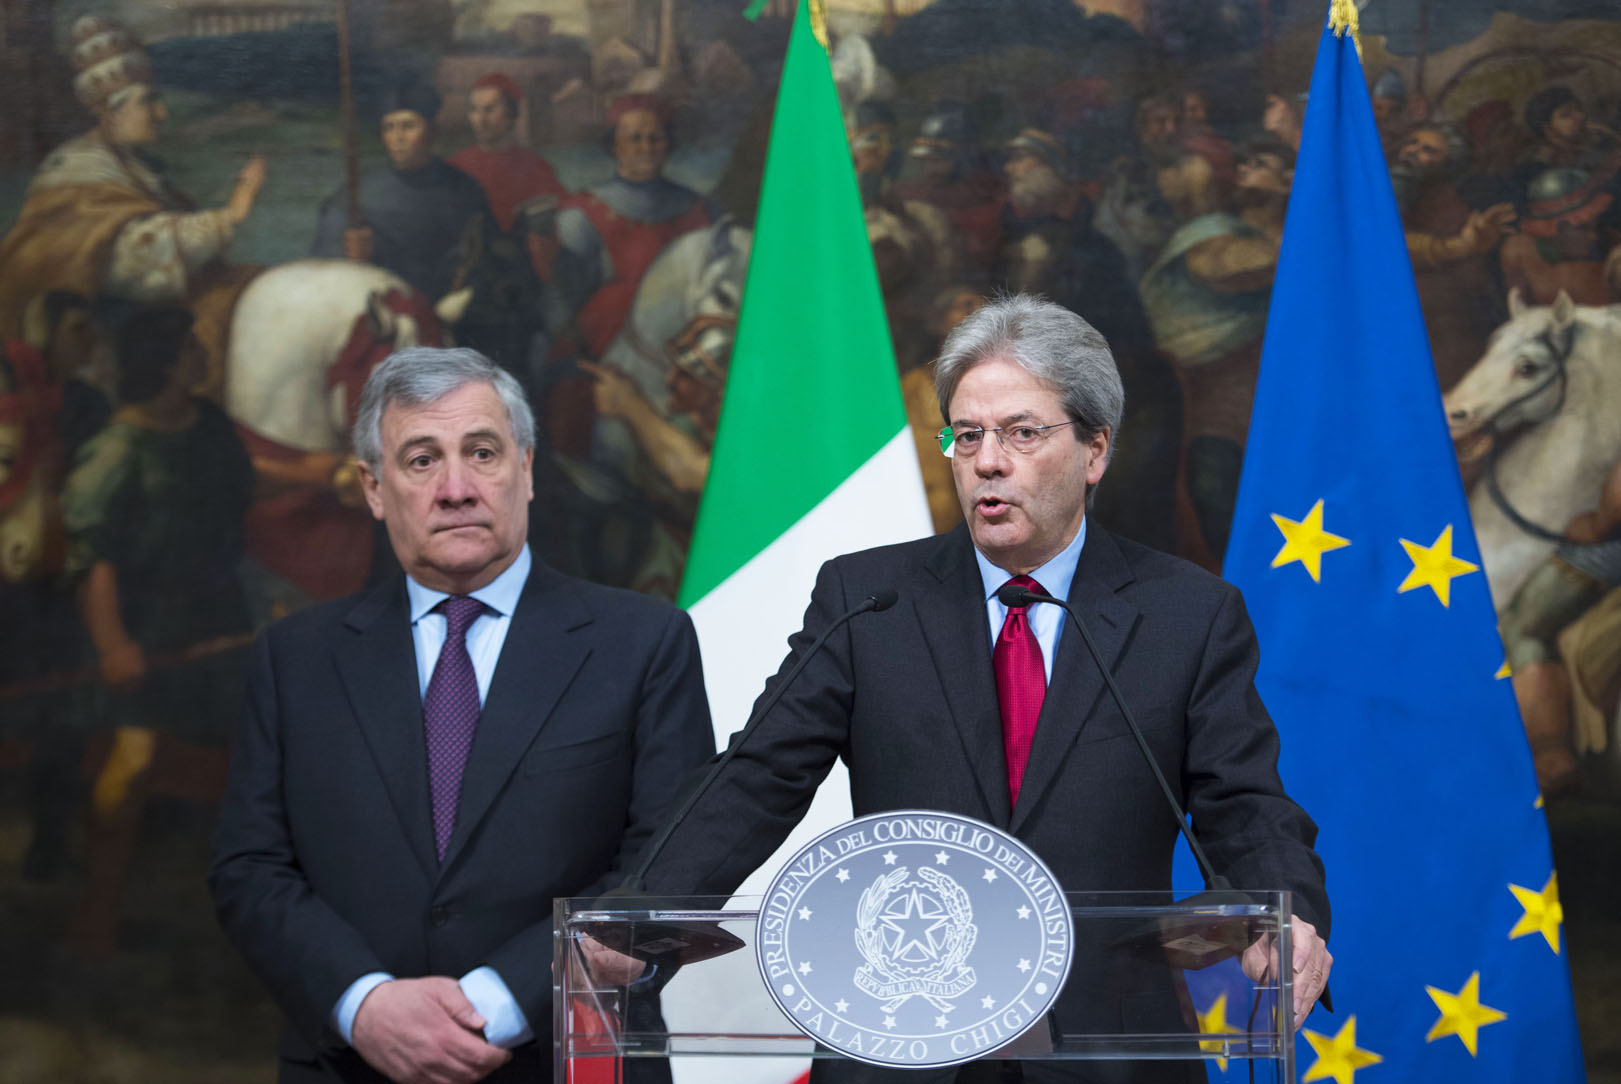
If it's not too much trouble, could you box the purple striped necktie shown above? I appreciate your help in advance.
[424,595,485,859]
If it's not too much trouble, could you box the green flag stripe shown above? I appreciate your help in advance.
[679,2,906,605]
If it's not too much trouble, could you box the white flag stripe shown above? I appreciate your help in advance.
[666,428,930,1084]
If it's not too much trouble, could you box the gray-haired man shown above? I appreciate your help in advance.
[636,295,1331,1083]
[211,346,713,1083]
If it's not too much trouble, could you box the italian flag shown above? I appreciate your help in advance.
[662,2,932,1080]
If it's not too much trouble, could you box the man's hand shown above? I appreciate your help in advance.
[351,977,511,1084]
[226,155,268,225]
[577,934,650,987]
[1240,914,1332,1030]
[1457,203,1517,256]
[577,360,645,421]
[98,635,147,689]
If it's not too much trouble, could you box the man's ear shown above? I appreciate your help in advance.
[1086,427,1111,487]
[356,460,386,522]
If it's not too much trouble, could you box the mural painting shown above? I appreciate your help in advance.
[0,0,1617,1077]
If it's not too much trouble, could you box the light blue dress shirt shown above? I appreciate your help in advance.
[973,519,1087,683]
[331,545,534,1049]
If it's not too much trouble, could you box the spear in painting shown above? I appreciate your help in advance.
[1415,0,1430,101]
[335,0,362,234]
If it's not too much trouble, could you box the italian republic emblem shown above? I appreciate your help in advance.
[756,810,1075,1069]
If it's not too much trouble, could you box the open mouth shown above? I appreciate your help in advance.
[977,497,1011,517]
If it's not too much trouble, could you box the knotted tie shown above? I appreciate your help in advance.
[424,595,485,859]
[994,575,1047,807]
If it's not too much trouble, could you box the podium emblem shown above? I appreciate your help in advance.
[756,810,1074,1068]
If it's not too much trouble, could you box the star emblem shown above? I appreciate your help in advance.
[834,999,849,1014]
[836,867,850,883]
[797,960,813,976]
[1302,1016,1382,1084]
[1270,499,1351,582]
[1196,992,1239,1071]
[980,995,996,1009]
[1397,524,1479,607]
[1016,958,1031,973]
[1425,972,1507,1056]
[982,868,998,883]
[1016,905,1031,919]
[883,850,899,866]
[879,888,952,964]
[1508,872,1562,954]
[883,1015,897,1030]
[935,850,950,865]
[934,1014,949,1029]
[798,906,813,921]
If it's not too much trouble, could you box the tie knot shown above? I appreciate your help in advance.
[1002,575,1046,613]
[437,595,486,639]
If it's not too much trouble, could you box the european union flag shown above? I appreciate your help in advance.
[1216,9,1586,1083]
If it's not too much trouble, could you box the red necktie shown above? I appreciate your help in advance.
[995,575,1047,808]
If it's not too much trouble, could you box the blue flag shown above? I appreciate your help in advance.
[1215,14,1586,1084]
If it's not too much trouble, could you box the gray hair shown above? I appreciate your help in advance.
[933,295,1124,508]
[352,346,535,471]
[934,293,1123,448]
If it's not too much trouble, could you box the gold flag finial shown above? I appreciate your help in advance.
[809,0,829,49]
[1328,0,1362,57]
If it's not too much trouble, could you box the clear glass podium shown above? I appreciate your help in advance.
[555,891,1295,1081]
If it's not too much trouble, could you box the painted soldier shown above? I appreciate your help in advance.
[552,95,715,359]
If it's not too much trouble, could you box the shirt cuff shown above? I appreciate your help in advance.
[459,966,533,1048]
[332,972,394,1045]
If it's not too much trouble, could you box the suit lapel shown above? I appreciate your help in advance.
[437,561,592,874]
[335,579,439,881]
[1010,526,1140,835]
[915,527,1011,826]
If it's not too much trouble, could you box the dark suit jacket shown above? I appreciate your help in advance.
[210,558,714,1082]
[639,524,1327,1084]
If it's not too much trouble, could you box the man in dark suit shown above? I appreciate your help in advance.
[210,345,713,1083]
[636,294,1331,1082]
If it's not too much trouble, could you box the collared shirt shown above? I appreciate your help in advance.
[332,545,535,1050]
[405,543,532,702]
[974,519,1088,684]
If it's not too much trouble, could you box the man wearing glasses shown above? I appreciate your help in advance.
[637,294,1331,1083]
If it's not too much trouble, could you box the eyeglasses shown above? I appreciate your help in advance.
[936,421,1078,458]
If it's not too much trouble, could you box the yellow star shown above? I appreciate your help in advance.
[1270,499,1351,582]
[1303,1016,1383,1084]
[1495,659,1511,679]
[1196,992,1238,1071]
[1509,872,1563,954]
[1425,972,1507,1056]
[1397,524,1479,606]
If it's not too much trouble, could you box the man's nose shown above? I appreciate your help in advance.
[974,435,1012,475]
[435,459,479,504]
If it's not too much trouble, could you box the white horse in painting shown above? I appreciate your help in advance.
[596,218,751,414]
[226,259,469,453]
[1443,290,1621,611]
[589,219,751,468]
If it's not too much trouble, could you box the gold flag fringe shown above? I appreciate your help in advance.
[1328,0,1362,57]
[809,0,829,49]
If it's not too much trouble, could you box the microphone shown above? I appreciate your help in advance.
[996,581,1230,892]
[625,587,898,891]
